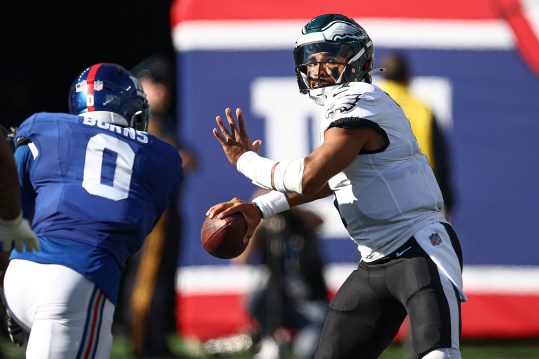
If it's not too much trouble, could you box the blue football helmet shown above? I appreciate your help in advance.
[294,14,378,105]
[68,63,150,131]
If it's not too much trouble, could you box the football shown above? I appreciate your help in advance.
[201,212,248,259]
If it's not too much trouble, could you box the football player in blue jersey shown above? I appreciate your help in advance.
[2,63,183,358]
[207,14,465,359]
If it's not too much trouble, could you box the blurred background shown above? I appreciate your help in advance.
[2,0,539,358]
[0,0,175,129]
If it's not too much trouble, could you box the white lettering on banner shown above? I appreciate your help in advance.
[251,78,319,159]
[410,77,453,130]
[250,77,348,238]
[250,76,453,239]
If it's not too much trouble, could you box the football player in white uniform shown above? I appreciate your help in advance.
[207,14,465,359]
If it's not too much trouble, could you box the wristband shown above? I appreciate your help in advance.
[252,191,290,218]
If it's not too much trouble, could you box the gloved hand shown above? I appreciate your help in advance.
[0,212,40,252]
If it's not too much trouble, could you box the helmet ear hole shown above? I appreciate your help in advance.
[130,106,151,131]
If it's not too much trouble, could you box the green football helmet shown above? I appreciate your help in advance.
[294,14,377,105]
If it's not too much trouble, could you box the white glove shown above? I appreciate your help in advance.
[0,212,40,252]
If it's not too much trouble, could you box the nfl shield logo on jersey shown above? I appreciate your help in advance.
[429,233,442,246]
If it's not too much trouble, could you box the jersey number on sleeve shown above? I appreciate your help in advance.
[82,134,135,201]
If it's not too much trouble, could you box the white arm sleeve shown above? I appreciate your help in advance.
[236,151,305,193]
[272,158,304,194]
[236,151,276,189]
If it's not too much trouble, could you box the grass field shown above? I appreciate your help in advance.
[2,334,539,358]
[119,336,539,359]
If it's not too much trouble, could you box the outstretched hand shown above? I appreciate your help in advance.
[213,108,262,167]
[206,197,262,243]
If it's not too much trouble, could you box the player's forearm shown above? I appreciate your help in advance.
[0,184,21,221]
[252,184,332,220]
[286,184,333,207]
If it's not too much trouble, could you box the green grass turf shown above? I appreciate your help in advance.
[2,335,539,358]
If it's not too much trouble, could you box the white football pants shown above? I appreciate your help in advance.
[4,259,114,359]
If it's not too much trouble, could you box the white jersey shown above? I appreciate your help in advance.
[321,82,446,262]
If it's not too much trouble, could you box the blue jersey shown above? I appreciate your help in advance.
[10,112,183,303]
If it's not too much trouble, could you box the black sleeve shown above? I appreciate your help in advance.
[431,116,456,211]
[328,117,390,154]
